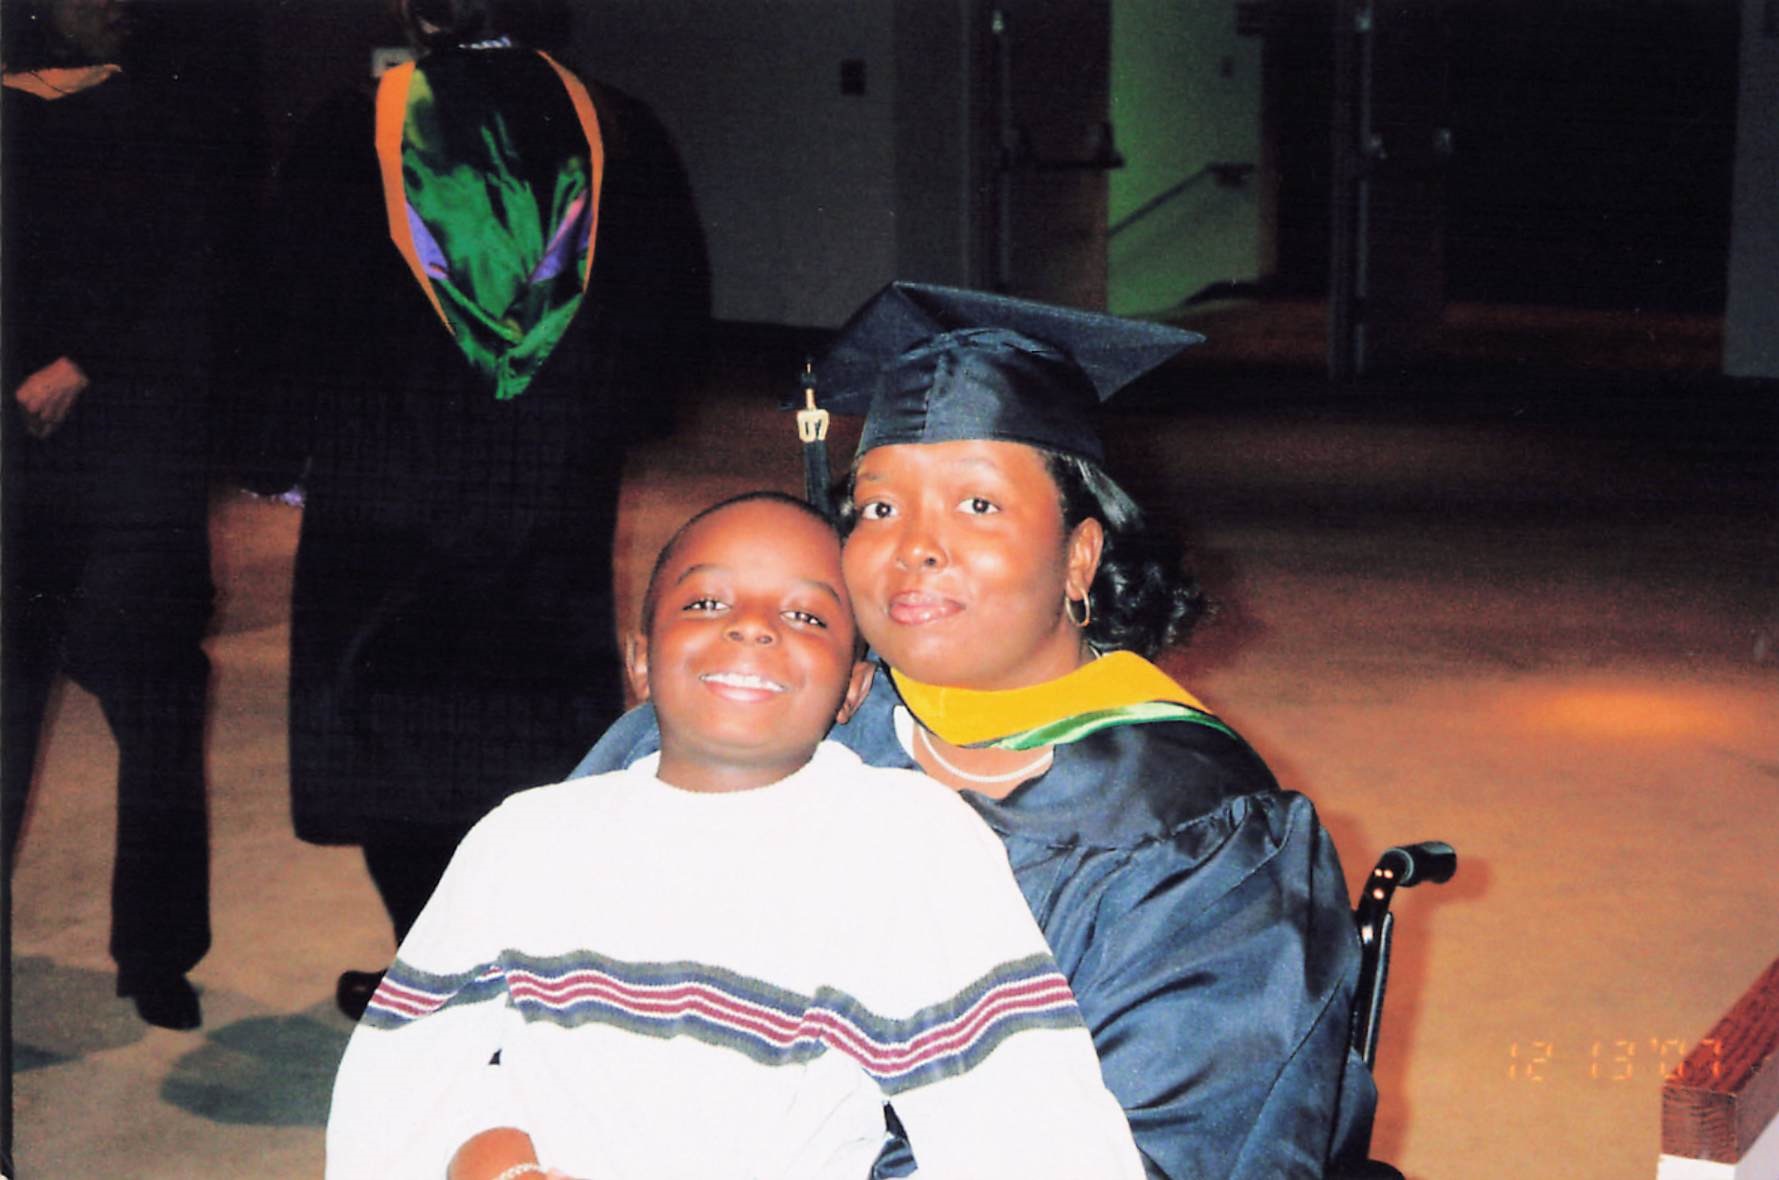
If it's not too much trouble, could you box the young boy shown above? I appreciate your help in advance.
[325,492,1143,1180]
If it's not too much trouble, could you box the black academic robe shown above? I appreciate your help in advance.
[574,673,1377,1179]
[252,50,672,845]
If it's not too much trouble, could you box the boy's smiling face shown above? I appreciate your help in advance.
[628,498,873,793]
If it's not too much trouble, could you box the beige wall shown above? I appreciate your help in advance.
[566,0,904,327]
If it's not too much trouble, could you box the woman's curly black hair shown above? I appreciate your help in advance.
[835,448,1207,659]
[1042,451,1207,658]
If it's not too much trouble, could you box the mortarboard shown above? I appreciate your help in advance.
[795,282,1204,514]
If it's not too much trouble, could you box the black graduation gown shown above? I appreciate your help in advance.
[258,51,646,845]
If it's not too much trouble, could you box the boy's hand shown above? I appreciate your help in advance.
[14,356,89,438]
[447,1126,586,1179]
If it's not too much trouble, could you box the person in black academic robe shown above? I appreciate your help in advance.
[239,0,705,1016]
[2,0,219,1032]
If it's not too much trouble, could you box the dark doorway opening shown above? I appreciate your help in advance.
[1266,0,1738,315]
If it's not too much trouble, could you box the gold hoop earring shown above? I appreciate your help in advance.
[1065,593,1092,629]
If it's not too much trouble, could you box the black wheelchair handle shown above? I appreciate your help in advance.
[1383,841,1457,887]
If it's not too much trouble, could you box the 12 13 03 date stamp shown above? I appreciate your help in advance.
[1507,1038,1722,1083]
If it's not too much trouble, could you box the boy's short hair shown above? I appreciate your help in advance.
[638,491,842,638]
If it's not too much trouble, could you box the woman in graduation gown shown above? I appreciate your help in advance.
[576,282,1375,1178]
[243,0,703,1011]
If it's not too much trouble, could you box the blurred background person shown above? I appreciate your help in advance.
[2,0,218,1031]
[239,0,703,1020]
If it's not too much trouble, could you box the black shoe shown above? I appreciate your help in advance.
[117,973,201,1031]
[336,969,385,1021]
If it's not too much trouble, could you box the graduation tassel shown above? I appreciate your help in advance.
[796,358,833,517]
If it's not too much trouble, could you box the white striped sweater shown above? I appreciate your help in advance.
[325,742,1143,1180]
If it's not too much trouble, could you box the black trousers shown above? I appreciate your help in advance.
[361,824,473,946]
[2,399,214,983]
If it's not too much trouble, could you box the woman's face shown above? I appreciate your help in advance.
[843,439,1102,691]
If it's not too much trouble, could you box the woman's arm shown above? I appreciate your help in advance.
[1071,791,1367,1179]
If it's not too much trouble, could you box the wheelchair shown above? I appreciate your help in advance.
[1330,840,1459,1180]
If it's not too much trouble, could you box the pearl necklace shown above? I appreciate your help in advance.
[915,727,1053,786]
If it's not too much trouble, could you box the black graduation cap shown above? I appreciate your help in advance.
[795,282,1204,514]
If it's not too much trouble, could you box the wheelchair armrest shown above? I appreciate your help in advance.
[1384,840,1456,887]
[1357,842,1458,942]
[1351,841,1459,1069]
